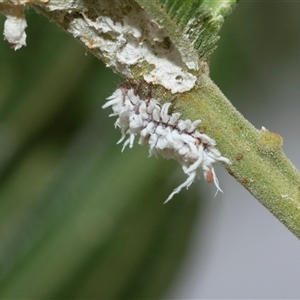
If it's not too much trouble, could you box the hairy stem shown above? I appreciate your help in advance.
[184,73,300,238]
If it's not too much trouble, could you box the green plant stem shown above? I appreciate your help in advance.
[182,72,300,238]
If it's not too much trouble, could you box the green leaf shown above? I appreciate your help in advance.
[135,0,237,63]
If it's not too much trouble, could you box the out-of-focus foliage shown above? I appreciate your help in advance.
[0,9,203,299]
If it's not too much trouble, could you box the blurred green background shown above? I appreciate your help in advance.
[0,7,202,299]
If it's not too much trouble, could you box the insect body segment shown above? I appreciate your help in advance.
[103,84,230,202]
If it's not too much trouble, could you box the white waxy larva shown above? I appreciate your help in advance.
[103,85,230,202]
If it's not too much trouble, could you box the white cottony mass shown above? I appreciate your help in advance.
[3,14,27,50]
[103,84,230,202]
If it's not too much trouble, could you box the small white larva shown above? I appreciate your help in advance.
[102,83,230,202]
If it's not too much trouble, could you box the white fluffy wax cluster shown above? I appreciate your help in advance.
[103,85,230,202]
[4,14,27,50]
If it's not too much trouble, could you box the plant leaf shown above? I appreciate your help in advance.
[135,0,237,66]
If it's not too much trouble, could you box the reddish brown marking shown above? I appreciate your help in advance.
[242,179,249,186]
[227,168,235,177]
[118,81,130,90]
[206,169,214,183]
[194,138,201,146]
[236,153,244,161]
[126,79,136,89]
[180,94,188,100]
[118,83,129,100]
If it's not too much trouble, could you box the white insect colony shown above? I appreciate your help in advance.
[103,83,230,202]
